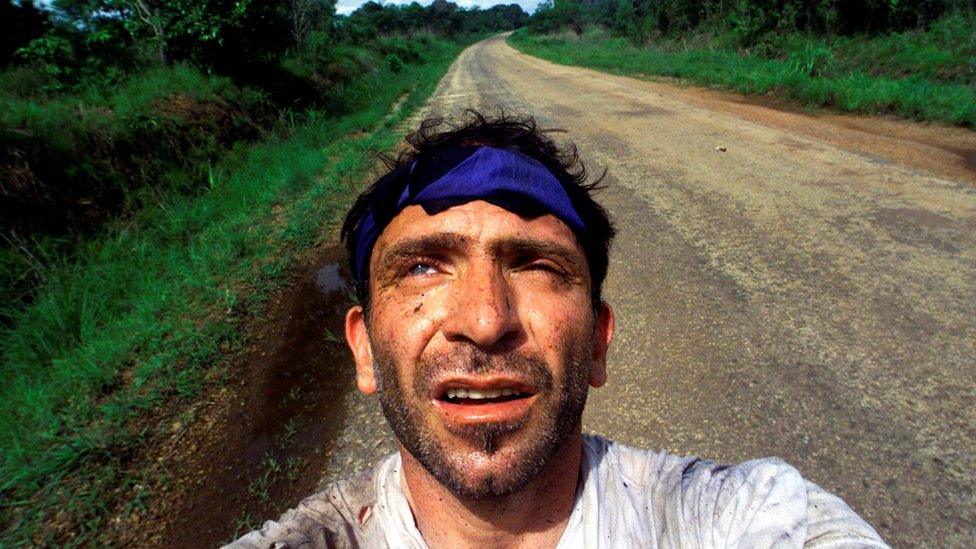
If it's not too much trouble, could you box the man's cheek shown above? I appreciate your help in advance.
[525,302,590,349]
[375,303,439,354]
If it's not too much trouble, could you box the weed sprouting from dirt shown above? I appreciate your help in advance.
[323,327,342,344]
[285,457,307,482]
[248,454,283,504]
[231,512,260,541]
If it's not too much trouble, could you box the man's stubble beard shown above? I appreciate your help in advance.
[371,332,595,500]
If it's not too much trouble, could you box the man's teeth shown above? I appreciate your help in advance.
[445,388,523,400]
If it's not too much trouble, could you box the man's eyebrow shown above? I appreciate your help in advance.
[490,238,586,272]
[375,233,470,274]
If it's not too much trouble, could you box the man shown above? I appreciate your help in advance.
[228,111,887,548]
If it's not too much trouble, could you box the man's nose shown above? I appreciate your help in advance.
[442,263,521,349]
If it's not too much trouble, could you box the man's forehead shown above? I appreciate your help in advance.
[346,147,592,290]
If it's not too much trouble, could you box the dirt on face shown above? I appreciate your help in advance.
[106,244,360,546]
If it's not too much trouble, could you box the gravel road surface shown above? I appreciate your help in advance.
[317,34,976,547]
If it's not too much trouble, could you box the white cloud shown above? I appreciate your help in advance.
[336,0,542,16]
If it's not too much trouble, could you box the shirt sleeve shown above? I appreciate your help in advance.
[801,479,888,548]
[223,516,319,549]
[665,457,888,548]
[221,491,355,549]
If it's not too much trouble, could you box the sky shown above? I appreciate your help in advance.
[336,0,543,16]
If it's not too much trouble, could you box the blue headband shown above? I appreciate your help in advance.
[350,146,586,289]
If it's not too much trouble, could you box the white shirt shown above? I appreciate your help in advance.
[228,434,888,548]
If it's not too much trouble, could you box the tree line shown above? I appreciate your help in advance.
[2,0,527,92]
[530,0,975,45]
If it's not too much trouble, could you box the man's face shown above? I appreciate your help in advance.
[345,200,613,499]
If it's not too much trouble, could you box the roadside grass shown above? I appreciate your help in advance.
[0,37,465,545]
[0,66,270,228]
[0,65,269,316]
[508,18,976,127]
[830,15,975,85]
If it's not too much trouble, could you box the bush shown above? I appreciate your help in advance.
[0,65,269,238]
[787,40,836,77]
[833,13,976,85]
[13,32,77,93]
[386,53,404,72]
[0,66,58,99]
[376,35,424,64]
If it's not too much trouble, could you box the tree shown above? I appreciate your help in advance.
[129,0,167,64]
[288,0,337,47]
[529,0,585,34]
[50,0,293,70]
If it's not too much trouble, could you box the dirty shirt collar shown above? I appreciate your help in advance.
[350,146,587,290]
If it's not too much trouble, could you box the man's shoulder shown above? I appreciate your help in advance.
[587,433,815,495]
[222,457,389,549]
[583,433,702,486]
[584,434,888,547]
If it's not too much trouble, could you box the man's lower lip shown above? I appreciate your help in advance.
[432,396,536,424]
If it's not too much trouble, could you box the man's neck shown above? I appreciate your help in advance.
[399,431,583,549]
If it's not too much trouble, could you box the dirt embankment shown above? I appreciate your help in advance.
[106,244,359,546]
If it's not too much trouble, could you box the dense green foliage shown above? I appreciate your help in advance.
[0,0,526,229]
[0,1,525,313]
[1,67,268,235]
[0,0,525,543]
[345,0,528,38]
[518,1,975,125]
[530,0,975,41]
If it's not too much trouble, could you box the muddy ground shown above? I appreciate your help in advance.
[105,244,395,547]
[107,35,974,546]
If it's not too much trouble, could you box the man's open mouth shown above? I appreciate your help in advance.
[441,387,533,405]
[432,380,538,424]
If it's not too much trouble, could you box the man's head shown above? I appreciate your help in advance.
[342,111,616,499]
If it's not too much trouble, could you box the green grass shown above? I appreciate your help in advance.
[0,64,270,315]
[831,15,976,84]
[508,18,976,127]
[0,36,466,545]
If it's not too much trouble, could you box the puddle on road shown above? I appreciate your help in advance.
[159,245,362,547]
[315,262,348,295]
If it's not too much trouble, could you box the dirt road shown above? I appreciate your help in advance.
[408,34,975,546]
[133,34,975,546]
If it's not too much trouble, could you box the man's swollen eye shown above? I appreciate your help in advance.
[407,262,438,276]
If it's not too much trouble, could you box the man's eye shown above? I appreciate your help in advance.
[524,260,563,275]
[406,262,438,276]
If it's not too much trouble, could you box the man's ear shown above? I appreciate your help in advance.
[589,301,615,388]
[345,305,376,395]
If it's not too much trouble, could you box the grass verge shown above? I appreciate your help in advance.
[508,21,976,127]
[0,36,466,546]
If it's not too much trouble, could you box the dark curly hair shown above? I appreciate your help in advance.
[341,110,616,314]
